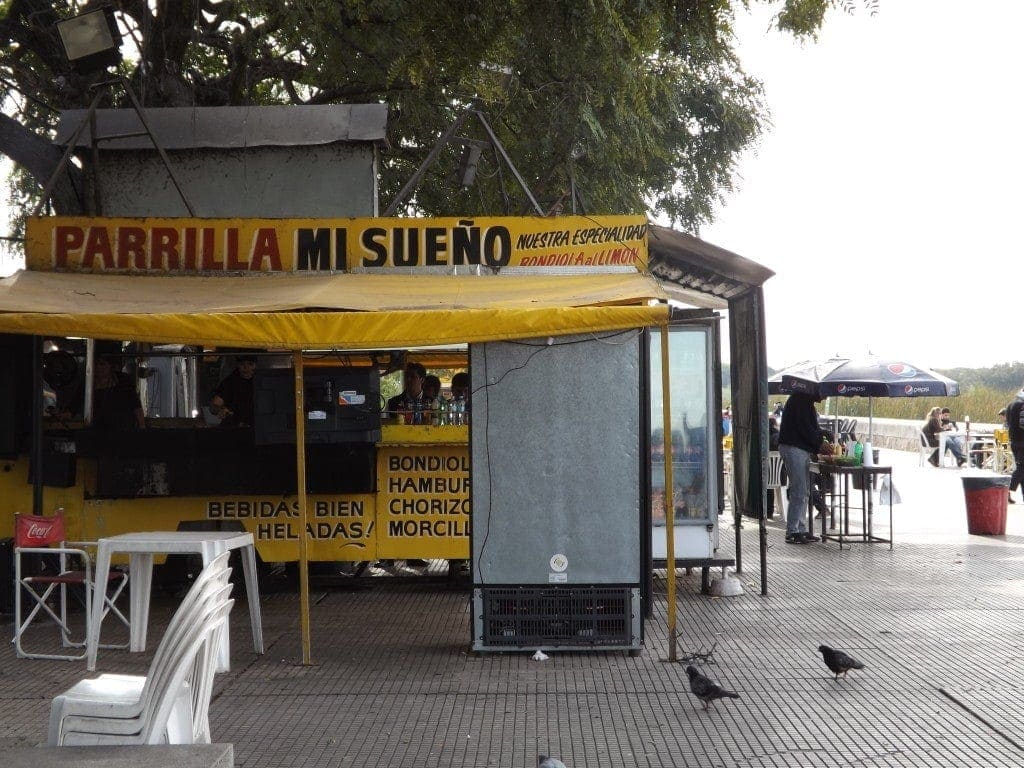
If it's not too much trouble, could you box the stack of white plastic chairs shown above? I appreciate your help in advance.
[47,550,235,746]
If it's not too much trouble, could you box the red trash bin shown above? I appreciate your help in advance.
[962,476,1010,535]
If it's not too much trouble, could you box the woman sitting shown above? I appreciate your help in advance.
[923,406,965,467]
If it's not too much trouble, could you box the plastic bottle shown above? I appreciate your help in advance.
[438,397,449,426]
[853,441,864,463]
[412,399,423,425]
[454,396,465,426]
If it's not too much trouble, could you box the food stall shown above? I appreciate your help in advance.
[0,104,775,661]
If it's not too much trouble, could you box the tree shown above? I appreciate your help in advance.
[0,0,876,225]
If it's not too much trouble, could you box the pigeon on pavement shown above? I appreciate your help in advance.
[818,645,865,681]
[685,665,740,710]
[538,755,567,768]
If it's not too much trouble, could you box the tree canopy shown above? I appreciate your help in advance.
[0,0,876,227]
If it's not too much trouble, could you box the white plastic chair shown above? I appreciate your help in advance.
[48,552,232,745]
[766,451,786,517]
[55,585,232,744]
[13,512,129,661]
[49,582,231,746]
[58,598,234,746]
[48,552,231,740]
[918,431,936,466]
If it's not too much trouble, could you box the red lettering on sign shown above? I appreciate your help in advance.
[54,226,84,268]
[152,228,179,270]
[201,228,222,270]
[83,227,114,269]
[116,227,147,269]
[183,228,197,271]
[225,228,246,270]
[249,228,282,271]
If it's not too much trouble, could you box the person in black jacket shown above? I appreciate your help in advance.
[1007,390,1024,504]
[779,392,828,544]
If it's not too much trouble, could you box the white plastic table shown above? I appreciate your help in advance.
[939,431,994,467]
[86,531,264,672]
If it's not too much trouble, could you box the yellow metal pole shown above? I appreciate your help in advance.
[293,351,312,665]
[660,323,677,662]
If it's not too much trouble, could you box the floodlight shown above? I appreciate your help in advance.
[456,141,484,187]
[55,7,123,74]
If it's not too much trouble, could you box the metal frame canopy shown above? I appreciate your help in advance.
[648,224,776,599]
[0,270,665,347]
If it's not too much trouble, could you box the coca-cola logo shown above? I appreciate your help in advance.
[27,523,54,538]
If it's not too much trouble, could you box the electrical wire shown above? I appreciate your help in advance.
[475,344,492,584]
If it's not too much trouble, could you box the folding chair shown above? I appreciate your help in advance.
[14,512,129,661]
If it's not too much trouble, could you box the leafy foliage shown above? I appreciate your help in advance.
[0,0,876,227]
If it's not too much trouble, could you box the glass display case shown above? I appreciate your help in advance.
[649,323,720,560]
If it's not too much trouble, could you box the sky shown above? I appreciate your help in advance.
[703,0,1024,370]
[2,1,1020,369]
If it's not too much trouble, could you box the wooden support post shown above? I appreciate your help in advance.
[660,324,677,661]
[293,351,312,665]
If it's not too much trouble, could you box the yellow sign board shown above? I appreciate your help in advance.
[25,215,648,274]
[0,445,472,562]
[376,443,471,559]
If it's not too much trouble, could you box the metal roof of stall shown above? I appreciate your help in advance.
[55,104,389,150]
[648,225,774,306]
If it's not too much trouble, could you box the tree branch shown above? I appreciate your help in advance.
[0,113,83,214]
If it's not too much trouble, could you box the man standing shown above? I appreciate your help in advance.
[210,353,257,427]
[1007,389,1024,504]
[387,362,427,422]
[779,392,827,544]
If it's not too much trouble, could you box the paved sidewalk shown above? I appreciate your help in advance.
[3,449,1024,767]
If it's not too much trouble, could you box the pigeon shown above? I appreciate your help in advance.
[818,645,865,681]
[685,665,740,709]
[538,755,567,768]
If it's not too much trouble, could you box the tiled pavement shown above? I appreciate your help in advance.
[3,449,1024,766]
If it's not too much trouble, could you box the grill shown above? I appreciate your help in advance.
[474,586,638,651]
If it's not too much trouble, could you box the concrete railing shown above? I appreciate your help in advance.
[844,417,1003,452]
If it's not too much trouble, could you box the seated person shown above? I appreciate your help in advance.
[210,354,257,427]
[92,355,145,430]
[940,407,967,458]
[923,406,965,467]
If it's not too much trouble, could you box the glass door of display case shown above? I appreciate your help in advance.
[649,319,721,560]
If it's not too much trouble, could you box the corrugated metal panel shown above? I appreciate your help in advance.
[55,104,388,150]
[648,225,774,301]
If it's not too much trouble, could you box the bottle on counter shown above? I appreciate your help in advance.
[438,397,449,426]
[412,398,423,425]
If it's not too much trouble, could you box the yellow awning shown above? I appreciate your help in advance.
[0,270,667,347]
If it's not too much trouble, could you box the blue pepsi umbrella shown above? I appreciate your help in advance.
[768,358,848,396]
[769,357,959,439]
[774,358,959,399]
